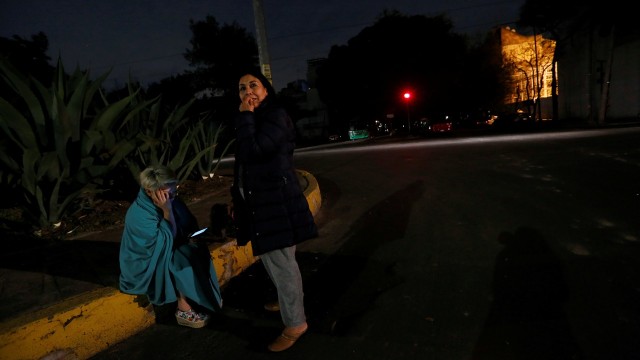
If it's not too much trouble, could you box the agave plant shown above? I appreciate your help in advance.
[120,93,233,185]
[191,116,234,179]
[0,58,141,229]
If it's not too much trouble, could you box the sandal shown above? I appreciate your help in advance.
[175,308,209,329]
[267,324,308,352]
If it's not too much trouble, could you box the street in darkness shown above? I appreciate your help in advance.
[91,126,640,360]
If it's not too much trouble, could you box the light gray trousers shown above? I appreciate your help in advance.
[260,245,306,327]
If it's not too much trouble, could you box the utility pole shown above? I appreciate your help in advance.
[252,0,272,84]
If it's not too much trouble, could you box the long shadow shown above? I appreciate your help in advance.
[471,226,584,360]
[217,179,424,349]
[302,180,425,334]
[176,180,424,350]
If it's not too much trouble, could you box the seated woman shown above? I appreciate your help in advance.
[119,165,222,328]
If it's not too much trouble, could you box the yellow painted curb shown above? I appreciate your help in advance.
[0,170,320,360]
[299,169,322,217]
[0,288,155,360]
[210,239,256,286]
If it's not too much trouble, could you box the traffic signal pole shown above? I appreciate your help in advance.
[403,91,412,133]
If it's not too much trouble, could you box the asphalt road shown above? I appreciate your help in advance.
[90,126,640,360]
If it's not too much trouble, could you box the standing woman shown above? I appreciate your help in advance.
[232,70,319,352]
[119,165,222,328]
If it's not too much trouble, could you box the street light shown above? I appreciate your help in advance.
[402,91,412,133]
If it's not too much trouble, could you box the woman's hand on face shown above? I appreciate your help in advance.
[149,189,172,211]
[239,94,256,112]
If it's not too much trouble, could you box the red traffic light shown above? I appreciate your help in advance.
[402,91,412,100]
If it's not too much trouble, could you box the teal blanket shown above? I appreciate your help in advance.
[119,188,222,312]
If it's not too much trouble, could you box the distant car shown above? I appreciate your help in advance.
[415,115,454,136]
[430,117,453,133]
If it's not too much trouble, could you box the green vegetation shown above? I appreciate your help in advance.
[0,58,232,233]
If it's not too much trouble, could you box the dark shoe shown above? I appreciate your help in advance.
[267,323,308,352]
[175,309,209,329]
[264,300,280,312]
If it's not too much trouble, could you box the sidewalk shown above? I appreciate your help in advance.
[0,169,321,360]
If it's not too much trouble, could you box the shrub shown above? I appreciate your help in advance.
[0,58,140,228]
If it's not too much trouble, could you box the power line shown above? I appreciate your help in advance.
[268,22,373,40]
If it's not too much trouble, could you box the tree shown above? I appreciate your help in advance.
[142,73,197,110]
[0,32,56,108]
[316,10,469,132]
[182,15,259,147]
[184,15,259,94]
[460,30,510,117]
[502,34,555,119]
[517,0,581,122]
[0,32,54,85]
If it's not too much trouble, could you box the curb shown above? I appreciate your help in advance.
[0,170,321,360]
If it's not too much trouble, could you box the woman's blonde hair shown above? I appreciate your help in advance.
[139,165,177,190]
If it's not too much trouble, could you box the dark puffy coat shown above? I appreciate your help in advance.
[231,101,318,256]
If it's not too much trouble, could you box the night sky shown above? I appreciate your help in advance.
[1,0,525,91]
